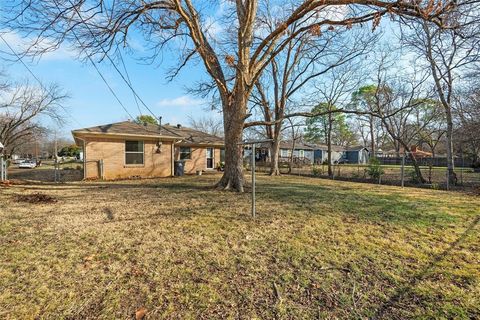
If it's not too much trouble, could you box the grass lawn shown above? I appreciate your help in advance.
[0,174,479,319]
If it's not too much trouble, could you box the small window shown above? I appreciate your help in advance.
[220,148,225,162]
[179,147,191,160]
[280,149,288,157]
[125,141,144,165]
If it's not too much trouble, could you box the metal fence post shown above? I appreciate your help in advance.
[460,153,464,186]
[0,157,4,181]
[251,144,256,219]
[401,153,405,188]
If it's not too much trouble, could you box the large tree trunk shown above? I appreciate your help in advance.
[269,120,282,176]
[443,109,456,185]
[270,138,281,176]
[216,93,247,192]
[369,115,376,157]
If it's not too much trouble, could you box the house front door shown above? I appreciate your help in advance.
[206,148,214,169]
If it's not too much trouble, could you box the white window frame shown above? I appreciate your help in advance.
[206,147,214,169]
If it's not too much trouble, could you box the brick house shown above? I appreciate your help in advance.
[72,121,224,180]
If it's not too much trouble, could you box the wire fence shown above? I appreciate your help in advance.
[252,157,480,192]
[7,159,84,182]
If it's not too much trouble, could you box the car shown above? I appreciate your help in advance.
[12,158,26,164]
[18,160,37,169]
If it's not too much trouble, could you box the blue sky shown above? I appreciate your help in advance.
[0,31,216,139]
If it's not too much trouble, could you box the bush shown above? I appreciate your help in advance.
[472,161,480,172]
[312,166,322,176]
[408,169,421,184]
[367,158,384,180]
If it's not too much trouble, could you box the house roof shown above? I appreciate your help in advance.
[278,141,316,150]
[258,140,357,152]
[307,143,346,152]
[346,145,369,152]
[72,121,224,145]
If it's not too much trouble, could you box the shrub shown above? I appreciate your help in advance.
[367,158,384,180]
[312,166,322,176]
[472,161,480,172]
[408,169,421,184]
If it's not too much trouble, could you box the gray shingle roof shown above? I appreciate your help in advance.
[72,121,224,145]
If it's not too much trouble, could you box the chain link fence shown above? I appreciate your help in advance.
[7,159,84,182]
[253,155,480,192]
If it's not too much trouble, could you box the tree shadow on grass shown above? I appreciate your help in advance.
[371,215,480,319]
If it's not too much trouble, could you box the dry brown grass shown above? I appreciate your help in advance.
[0,174,479,319]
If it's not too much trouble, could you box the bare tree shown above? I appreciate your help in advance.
[247,24,374,175]
[401,2,480,183]
[188,115,223,137]
[454,84,480,163]
[6,0,455,191]
[305,62,360,176]
[0,81,67,156]
[366,56,443,183]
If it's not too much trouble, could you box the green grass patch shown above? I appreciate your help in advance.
[0,175,479,319]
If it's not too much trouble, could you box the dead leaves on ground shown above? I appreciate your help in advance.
[14,192,57,204]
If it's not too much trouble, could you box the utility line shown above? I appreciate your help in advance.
[119,52,142,116]
[0,33,85,128]
[46,0,137,120]
[63,0,159,119]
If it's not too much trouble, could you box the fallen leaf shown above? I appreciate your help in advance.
[136,307,147,320]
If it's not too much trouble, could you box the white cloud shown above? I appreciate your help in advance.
[156,95,205,108]
[0,30,76,61]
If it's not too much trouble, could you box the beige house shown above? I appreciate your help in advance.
[72,121,224,180]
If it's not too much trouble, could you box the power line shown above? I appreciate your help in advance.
[45,0,137,121]
[119,52,142,116]
[0,33,84,128]
[63,0,159,120]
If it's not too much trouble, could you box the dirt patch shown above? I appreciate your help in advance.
[14,193,58,204]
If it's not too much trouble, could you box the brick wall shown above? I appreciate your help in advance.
[175,146,222,174]
[82,136,224,179]
[84,136,173,179]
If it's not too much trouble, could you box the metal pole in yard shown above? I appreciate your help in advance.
[401,153,405,188]
[238,139,272,220]
[461,152,464,186]
[251,143,256,219]
[0,141,5,181]
[54,132,58,183]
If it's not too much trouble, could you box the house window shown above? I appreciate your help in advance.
[179,147,192,160]
[299,150,305,158]
[220,148,225,162]
[280,149,288,157]
[125,140,144,165]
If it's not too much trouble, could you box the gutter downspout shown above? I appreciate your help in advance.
[171,139,183,176]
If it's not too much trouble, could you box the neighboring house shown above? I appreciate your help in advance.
[253,141,369,165]
[72,121,224,180]
[344,146,370,164]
